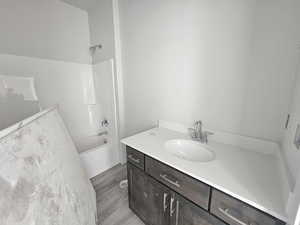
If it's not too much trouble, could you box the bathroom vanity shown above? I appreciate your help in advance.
[122,126,288,225]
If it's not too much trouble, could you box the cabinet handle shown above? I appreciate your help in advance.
[219,207,257,225]
[175,200,179,225]
[129,169,133,195]
[170,196,176,217]
[160,174,180,188]
[128,154,140,164]
[163,193,168,212]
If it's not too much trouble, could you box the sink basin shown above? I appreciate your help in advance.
[164,139,215,162]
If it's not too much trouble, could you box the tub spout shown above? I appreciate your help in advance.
[98,131,108,136]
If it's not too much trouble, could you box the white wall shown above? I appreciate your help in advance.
[119,0,298,142]
[278,2,300,223]
[282,65,300,224]
[287,172,300,225]
[88,0,115,64]
[0,0,90,64]
[244,0,299,142]
[282,66,300,185]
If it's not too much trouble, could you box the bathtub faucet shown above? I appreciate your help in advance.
[98,131,108,136]
[101,119,109,127]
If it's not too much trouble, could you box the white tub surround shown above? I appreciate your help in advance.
[121,123,289,222]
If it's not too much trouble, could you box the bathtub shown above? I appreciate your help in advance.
[78,135,119,179]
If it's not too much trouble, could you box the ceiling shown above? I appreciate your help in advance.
[61,0,97,11]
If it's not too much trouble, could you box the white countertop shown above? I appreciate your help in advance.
[121,127,287,222]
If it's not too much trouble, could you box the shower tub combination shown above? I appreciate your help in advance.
[78,132,119,179]
[78,59,120,179]
[74,59,120,178]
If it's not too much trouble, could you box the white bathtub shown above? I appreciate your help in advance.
[80,143,119,179]
[78,135,119,179]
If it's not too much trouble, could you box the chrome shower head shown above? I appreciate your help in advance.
[89,44,102,54]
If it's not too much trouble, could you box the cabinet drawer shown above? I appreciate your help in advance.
[210,189,285,225]
[145,156,210,210]
[126,146,145,170]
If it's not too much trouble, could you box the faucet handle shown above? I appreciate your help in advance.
[188,128,197,139]
[101,119,109,127]
[202,131,214,143]
[194,120,202,126]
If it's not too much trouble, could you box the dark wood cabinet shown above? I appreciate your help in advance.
[127,163,149,223]
[146,156,210,210]
[127,146,145,170]
[146,176,171,225]
[210,190,285,225]
[128,163,170,225]
[128,162,224,225]
[173,194,227,225]
[126,146,285,225]
[128,161,223,225]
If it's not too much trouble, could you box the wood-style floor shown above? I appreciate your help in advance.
[91,164,145,225]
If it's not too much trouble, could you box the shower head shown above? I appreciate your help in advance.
[89,44,102,54]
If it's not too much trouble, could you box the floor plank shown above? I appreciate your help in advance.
[91,164,145,225]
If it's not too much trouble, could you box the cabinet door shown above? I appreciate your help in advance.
[147,176,171,225]
[127,163,149,223]
[171,193,227,225]
[128,163,171,225]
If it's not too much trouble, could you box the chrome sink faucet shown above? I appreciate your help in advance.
[188,120,213,143]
